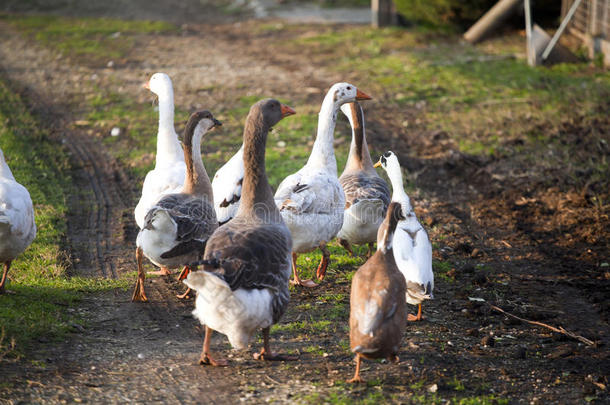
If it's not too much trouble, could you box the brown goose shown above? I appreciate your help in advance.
[348,201,407,383]
[132,110,220,302]
[184,99,296,366]
[337,101,390,257]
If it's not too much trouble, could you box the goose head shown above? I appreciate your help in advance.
[374,151,399,171]
[183,110,222,146]
[143,72,173,98]
[250,98,296,130]
[327,82,371,109]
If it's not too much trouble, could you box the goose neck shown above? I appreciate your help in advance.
[238,117,280,222]
[182,125,212,197]
[306,99,338,173]
[0,151,15,181]
[345,104,375,172]
[155,91,183,164]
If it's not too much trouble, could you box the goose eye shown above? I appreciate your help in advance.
[347,86,352,90]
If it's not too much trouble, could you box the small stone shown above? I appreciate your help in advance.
[481,336,495,347]
[137,353,145,359]
[107,60,115,68]
[427,383,438,393]
[471,248,481,257]
[277,140,286,148]
[110,127,121,137]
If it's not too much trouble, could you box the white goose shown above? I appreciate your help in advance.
[134,73,185,251]
[375,151,434,321]
[212,144,243,225]
[274,82,371,287]
[0,148,36,293]
[184,99,296,366]
[337,101,390,257]
[132,111,220,302]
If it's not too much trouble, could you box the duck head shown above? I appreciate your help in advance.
[143,72,173,98]
[374,151,398,170]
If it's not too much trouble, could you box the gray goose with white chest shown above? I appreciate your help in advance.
[337,101,390,257]
[184,98,296,366]
[132,110,220,302]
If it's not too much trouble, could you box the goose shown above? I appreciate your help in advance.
[132,110,220,302]
[274,82,371,287]
[337,101,390,257]
[0,148,36,293]
[134,73,186,276]
[374,151,434,321]
[349,202,407,383]
[184,99,296,366]
[212,144,243,225]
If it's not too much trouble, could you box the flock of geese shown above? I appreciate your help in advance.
[0,72,434,382]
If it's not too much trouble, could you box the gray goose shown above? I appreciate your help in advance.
[184,99,296,366]
[337,101,390,257]
[348,202,407,383]
[132,110,220,302]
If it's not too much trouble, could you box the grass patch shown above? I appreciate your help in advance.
[0,78,130,359]
[4,14,176,65]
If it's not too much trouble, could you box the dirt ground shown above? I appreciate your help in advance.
[0,1,608,404]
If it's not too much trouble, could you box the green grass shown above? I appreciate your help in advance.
[3,14,176,65]
[0,79,130,359]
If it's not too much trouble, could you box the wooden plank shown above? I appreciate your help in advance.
[371,0,395,28]
[463,0,523,43]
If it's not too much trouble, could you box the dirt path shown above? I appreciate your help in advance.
[0,4,608,404]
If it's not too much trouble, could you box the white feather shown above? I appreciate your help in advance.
[212,145,243,224]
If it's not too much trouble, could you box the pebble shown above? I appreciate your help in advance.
[110,127,121,137]
[137,353,145,359]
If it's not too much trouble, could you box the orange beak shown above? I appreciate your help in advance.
[280,104,296,118]
[356,89,372,100]
[142,81,150,90]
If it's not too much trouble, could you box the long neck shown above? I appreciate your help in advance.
[377,204,401,254]
[155,89,183,165]
[182,127,213,197]
[344,104,375,173]
[306,96,338,173]
[386,162,408,201]
[0,152,15,181]
[237,117,280,222]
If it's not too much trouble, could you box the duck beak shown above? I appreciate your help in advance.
[212,118,222,128]
[142,81,150,90]
[373,161,381,168]
[280,104,296,118]
[356,89,372,101]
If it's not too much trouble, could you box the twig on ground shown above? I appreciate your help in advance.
[489,304,596,346]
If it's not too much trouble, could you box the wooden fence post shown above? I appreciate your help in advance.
[372,0,396,28]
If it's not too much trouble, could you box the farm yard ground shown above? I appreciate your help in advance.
[0,0,609,403]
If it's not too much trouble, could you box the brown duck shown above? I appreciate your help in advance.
[348,201,407,383]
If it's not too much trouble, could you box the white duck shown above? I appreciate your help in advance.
[337,101,390,257]
[274,82,371,287]
[132,111,220,302]
[184,99,296,366]
[212,144,243,225]
[375,151,434,321]
[0,148,36,293]
[134,73,186,277]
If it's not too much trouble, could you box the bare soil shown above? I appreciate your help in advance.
[0,2,608,404]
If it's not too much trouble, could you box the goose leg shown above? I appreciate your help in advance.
[176,266,193,299]
[132,247,148,302]
[316,243,330,281]
[0,261,11,294]
[290,252,318,288]
[408,304,423,322]
[348,353,364,383]
[199,326,228,367]
[147,266,172,276]
[254,327,297,361]
[338,238,354,256]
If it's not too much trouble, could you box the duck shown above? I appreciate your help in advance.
[0,148,36,293]
[132,110,220,302]
[337,101,390,257]
[134,73,186,276]
[274,82,371,287]
[212,144,243,225]
[348,201,407,383]
[374,151,434,321]
[184,98,296,366]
